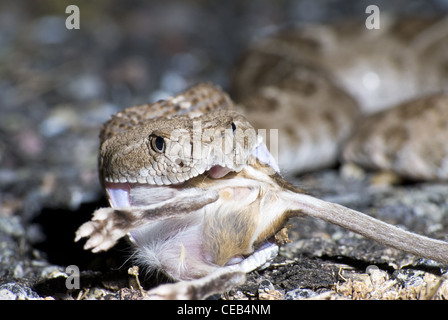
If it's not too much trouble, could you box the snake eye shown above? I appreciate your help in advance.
[150,135,166,153]
[231,122,236,133]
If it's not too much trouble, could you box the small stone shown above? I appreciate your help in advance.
[284,288,318,300]
[0,283,41,300]
[258,280,283,300]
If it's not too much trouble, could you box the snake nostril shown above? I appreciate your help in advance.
[175,159,185,167]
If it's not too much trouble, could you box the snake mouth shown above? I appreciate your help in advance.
[204,165,233,179]
[105,165,235,208]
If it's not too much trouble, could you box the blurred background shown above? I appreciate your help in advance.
[1,0,447,298]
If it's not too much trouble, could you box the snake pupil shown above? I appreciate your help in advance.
[231,122,236,132]
[151,135,165,153]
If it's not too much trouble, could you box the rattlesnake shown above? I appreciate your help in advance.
[75,16,448,299]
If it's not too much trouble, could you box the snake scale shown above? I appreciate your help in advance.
[76,16,448,299]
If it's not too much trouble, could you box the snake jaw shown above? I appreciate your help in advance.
[104,141,277,210]
[104,165,234,208]
[104,164,236,211]
[105,182,131,208]
[102,151,247,186]
[205,165,233,179]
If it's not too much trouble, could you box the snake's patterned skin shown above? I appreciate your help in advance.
[232,16,448,179]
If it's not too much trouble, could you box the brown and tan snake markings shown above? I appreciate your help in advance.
[231,16,448,178]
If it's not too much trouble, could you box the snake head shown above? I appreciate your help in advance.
[98,84,265,186]
[99,109,261,186]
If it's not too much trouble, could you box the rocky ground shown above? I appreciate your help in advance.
[1,0,448,300]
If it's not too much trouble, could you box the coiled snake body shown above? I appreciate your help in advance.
[232,16,448,179]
